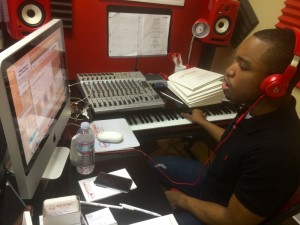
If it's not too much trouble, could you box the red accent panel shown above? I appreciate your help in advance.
[276,0,300,30]
[275,0,300,88]
[63,1,207,80]
[281,7,300,19]
[285,0,300,9]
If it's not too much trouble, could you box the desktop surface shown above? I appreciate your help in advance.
[78,152,173,224]
[6,152,173,225]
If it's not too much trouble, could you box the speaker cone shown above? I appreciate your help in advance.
[214,16,231,35]
[18,2,45,27]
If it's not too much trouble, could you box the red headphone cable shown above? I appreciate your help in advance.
[153,94,266,187]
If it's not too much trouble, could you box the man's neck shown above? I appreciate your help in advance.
[249,95,292,117]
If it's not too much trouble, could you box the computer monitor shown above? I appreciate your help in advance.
[0,19,71,199]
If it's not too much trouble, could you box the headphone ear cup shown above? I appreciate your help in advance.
[260,74,288,98]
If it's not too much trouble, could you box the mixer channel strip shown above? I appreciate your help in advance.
[77,72,165,114]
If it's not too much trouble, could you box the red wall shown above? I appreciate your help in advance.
[64,0,209,80]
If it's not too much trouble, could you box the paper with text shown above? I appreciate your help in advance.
[109,12,170,56]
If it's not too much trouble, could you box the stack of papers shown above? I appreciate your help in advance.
[167,67,225,107]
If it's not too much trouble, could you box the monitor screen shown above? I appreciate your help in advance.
[0,19,71,199]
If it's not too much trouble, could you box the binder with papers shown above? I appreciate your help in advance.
[167,67,225,107]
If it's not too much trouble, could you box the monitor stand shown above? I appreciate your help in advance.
[4,147,69,180]
[42,147,69,180]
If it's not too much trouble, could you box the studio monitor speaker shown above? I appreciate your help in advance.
[2,0,51,40]
[200,0,240,46]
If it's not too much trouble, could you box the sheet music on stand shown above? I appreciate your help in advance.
[108,6,171,57]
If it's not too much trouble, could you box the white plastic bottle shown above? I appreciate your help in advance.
[75,122,95,175]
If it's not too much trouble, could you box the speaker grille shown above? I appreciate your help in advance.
[50,0,73,29]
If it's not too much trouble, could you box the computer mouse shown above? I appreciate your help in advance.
[97,131,123,143]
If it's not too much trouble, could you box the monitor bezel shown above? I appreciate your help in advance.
[0,19,71,199]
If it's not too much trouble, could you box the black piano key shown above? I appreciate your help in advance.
[211,105,222,115]
[130,115,138,125]
[126,116,133,125]
[137,114,145,124]
[145,113,153,123]
[167,111,176,120]
[171,111,180,120]
[152,112,161,122]
[220,105,231,114]
[156,112,164,121]
[213,106,223,115]
[225,102,238,112]
[203,106,213,116]
[142,114,150,123]
[162,111,171,121]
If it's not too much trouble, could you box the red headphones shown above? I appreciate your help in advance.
[260,27,300,98]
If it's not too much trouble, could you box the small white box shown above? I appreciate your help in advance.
[42,195,81,225]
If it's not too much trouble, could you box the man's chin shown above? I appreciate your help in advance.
[223,93,238,104]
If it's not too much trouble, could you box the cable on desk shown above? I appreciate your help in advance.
[96,148,204,187]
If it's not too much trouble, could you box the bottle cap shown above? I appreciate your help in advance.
[80,122,90,129]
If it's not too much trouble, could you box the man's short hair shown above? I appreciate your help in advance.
[254,28,299,90]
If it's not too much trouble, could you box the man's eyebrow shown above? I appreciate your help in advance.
[236,56,252,68]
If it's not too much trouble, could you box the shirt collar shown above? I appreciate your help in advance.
[239,97,298,134]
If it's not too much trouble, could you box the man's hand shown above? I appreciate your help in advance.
[165,188,187,209]
[165,188,265,225]
[182,108,225,142]
[181,109,207,125]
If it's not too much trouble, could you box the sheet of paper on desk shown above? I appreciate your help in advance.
[22,211,33,225]
[91,118,140,153]
[78,168,137,202]
[85,208,117,225]
[129,214,178,225]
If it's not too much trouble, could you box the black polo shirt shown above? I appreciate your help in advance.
[201,98,300,217]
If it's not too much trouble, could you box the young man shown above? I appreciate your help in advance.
[150,28,300,225]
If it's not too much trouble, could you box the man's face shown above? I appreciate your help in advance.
[222,36,270,105]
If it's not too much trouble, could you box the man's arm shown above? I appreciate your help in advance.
[181,109,225,142]
[165,189,265,225]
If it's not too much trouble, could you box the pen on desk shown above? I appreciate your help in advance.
[80,201,123,209]
[160,91,184,104]
[120,203,162,217]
